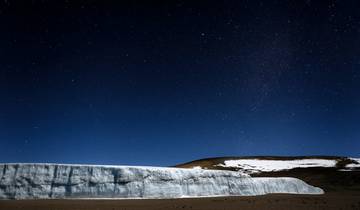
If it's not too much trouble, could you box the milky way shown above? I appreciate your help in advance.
[0,1,359,165]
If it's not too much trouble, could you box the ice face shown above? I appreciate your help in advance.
[0,163,323,199]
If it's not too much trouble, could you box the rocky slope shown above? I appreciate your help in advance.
[0,163,323,199]
[175,156,360,193]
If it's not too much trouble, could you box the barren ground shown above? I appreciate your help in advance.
[1,193,360,210]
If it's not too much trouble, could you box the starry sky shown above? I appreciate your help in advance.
[0,1,359,166]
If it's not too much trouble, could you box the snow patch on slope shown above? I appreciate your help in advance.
[217,159,337,174]
[345,158,360,169]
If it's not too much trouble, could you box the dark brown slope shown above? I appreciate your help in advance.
[175,156,360,194]
[175,156,351,170]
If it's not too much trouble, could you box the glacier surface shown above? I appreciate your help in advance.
[0,163,323,199]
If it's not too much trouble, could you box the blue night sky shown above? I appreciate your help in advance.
[0,1,359,166]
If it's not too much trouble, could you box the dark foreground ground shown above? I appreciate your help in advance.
[1,193,360,210]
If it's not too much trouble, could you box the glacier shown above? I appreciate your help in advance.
[0,163,323,199]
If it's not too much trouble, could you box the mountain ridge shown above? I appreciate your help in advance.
[175,156,360,194]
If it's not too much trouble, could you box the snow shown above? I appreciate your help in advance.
[0,163,323,199]
[345,158,360,169]
[217,159,337,174]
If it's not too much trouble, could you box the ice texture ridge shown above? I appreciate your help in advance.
[0,163,323,199]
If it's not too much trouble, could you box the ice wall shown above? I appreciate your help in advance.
[0,164,323,199]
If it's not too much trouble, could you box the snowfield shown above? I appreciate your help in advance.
[216,159,338,174]
[345,158,360,169]
[0,163,323,200]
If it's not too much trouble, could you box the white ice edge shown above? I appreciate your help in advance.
[0,163,183,170]
[58,191,321,200]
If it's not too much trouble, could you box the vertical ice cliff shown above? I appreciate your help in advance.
[0,164,323,199]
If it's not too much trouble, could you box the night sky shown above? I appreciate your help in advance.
[0,1,359,166]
